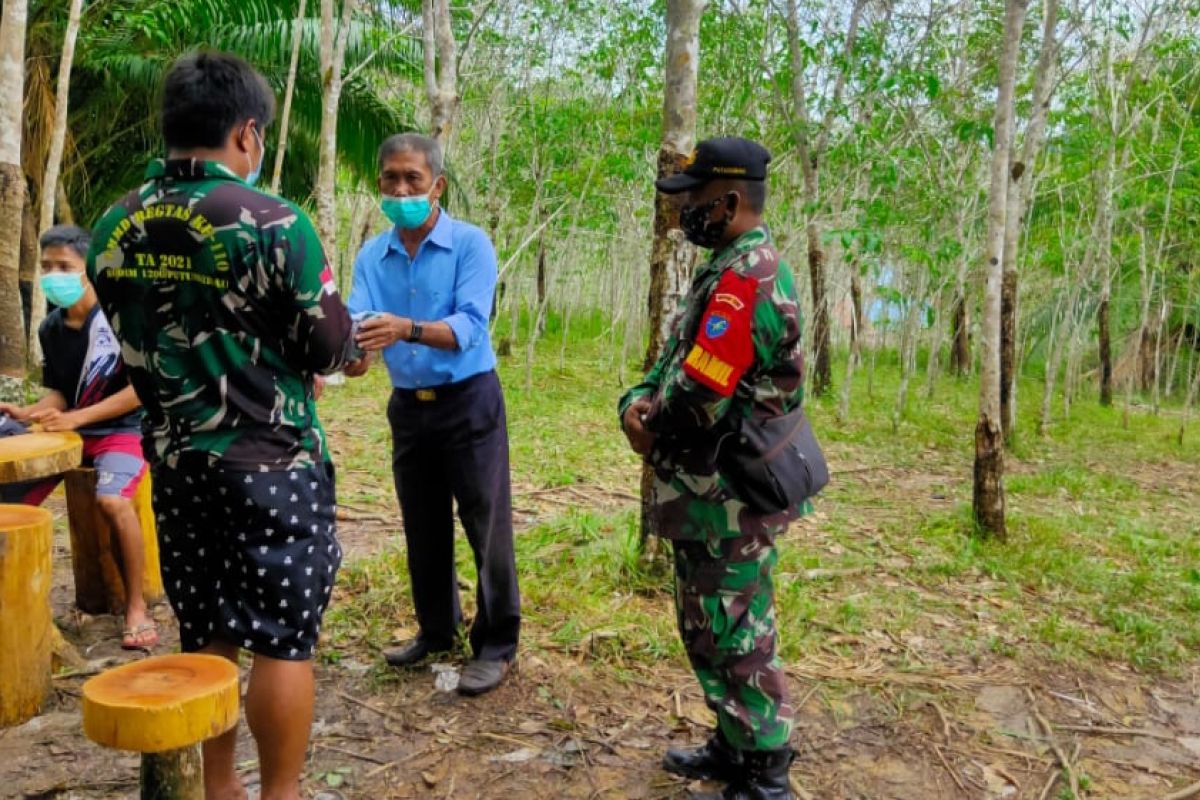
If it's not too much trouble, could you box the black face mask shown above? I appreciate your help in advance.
[679,194,733,249]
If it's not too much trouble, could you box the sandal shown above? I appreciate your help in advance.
[121,621,159,651]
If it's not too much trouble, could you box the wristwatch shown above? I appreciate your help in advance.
[407,322,424,343]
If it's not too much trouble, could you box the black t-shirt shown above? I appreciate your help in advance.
[39,305,141,435]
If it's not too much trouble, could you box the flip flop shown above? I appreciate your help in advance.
[121,621,159,651]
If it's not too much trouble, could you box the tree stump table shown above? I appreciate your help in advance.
[82,654,240,800]
[0,504,54,726]
[0,430,82,483]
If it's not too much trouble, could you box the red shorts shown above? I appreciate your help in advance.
[7,432,146,506]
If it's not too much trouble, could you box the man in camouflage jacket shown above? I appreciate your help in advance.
[89,52,364,800]
[620,137,807,800]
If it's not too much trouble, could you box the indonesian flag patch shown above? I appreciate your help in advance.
[683,271,757,396]
[319,263,337,296]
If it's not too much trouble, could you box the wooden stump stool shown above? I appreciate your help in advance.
[82,654,240,799]
[65,467,164,614]
[0,504,54,726]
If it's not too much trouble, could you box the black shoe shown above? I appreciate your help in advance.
[457,659,511,696]
[383,638,450,668]
[689,748,796,800]
[664,731,743,781]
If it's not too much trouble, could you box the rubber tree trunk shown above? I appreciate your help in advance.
[0,0,28,377]
[315,0,355,250]
[270,0,307,194]
[423,0,458,149]
[1095,40,1119,408]
[1098,295,1113,404]
[641,0,704,542]
[19,190,37,337]
[950,290,970,375]
[973,0,1026,541]
[849,269,864,363]
[27,0,83,369]
[999,0,1058,441]
[806,223,832,396]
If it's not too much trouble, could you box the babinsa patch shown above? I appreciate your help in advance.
[705,313,731,339]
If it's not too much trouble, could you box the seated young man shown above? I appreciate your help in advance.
[0,225,156,650]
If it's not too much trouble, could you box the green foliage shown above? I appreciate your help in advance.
[32,0,420,222]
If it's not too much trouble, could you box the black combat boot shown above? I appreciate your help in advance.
[688,747,796,800]
[663,730,743,780]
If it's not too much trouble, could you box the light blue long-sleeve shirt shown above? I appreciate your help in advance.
[347,209,498,389]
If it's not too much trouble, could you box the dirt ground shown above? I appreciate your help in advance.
[3,468,1200,800]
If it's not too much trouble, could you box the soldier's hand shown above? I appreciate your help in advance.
[356,313,411,352]
[344,353,372,378]
[313,375,326,400]
[622,398,656,456]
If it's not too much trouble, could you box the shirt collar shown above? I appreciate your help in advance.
[385,207,455,255]
[145,158,244,183]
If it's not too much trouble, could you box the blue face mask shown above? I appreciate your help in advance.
[381,194,434,229]
[41,272,86,308]
[245,126,265,187]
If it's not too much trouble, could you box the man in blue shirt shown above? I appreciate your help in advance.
[349,133,520,696]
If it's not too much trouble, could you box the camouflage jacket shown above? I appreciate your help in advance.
[619,226,808,540]
[88,159,354,470]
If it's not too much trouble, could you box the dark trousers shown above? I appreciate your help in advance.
[387,370,520,662]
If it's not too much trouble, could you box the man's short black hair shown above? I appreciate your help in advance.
[39,224,91,260]
[737,179,767,214]
[162,51,276,150]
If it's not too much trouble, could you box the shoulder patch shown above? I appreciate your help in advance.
[684,271,758,396]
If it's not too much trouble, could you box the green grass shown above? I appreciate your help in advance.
[320,323,1200,677]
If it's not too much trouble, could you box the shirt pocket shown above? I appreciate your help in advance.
[424,280,456,318]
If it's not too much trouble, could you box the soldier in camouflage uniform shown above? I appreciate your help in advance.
[88,52,364,800]
[620,138,808,800]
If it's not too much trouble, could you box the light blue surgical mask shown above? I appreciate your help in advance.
[245,126,265,187]
[41,272,86,308]
[381,194,434,229]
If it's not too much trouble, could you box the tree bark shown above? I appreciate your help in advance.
[973,0,1027,541]
[806,223,832,394]
[950,290,969,375]
[423,0,458,149]
[271,0,308,195]
[999,0,1058,440]
[19,189,37,336]
[849,268,864,363]
[27,0,83,368]
[1098,295,1112,404]
[315,0,356,250]
[141,746,203,800]
[645,0,702,370]
[641,0,704,542]
[0,0,28,377]
[999,267,1017,434]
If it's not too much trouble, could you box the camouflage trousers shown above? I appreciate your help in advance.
[672,530,794,751]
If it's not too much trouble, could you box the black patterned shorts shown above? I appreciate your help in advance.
[151,461,342,661]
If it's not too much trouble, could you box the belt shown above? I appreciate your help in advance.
[392,371,491,404]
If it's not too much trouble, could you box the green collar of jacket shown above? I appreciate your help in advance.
[145,158,246,183]
[696,225,772,279]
